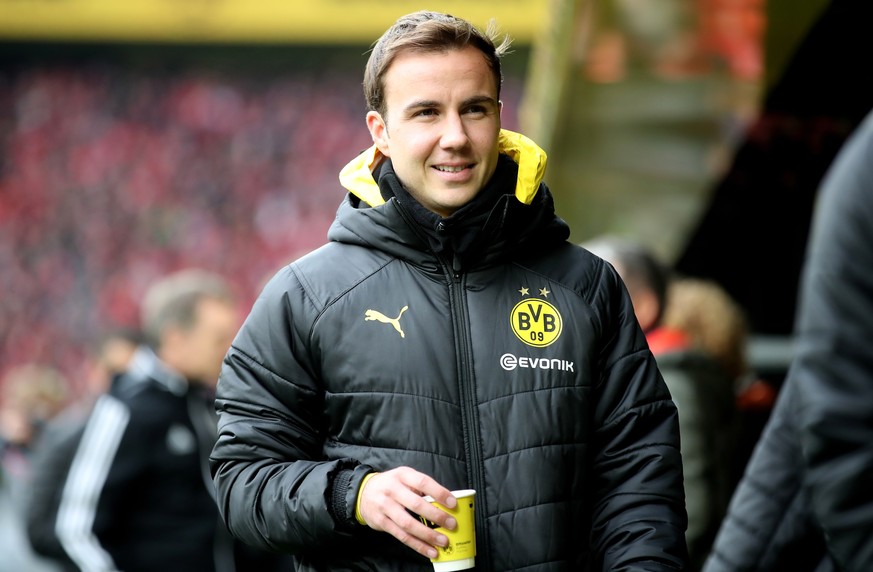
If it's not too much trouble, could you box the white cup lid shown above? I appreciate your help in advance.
[432,557,475,571]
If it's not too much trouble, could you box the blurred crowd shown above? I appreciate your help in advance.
[0,59,381,386]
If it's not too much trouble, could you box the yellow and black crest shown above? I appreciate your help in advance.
[510,286,563,347]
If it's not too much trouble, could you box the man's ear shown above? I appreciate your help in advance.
[366,111,391,157]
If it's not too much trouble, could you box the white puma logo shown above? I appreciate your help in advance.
[364,306,409,338]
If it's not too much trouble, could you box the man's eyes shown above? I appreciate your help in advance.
[411,105,490,118]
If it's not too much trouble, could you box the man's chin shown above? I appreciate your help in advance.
[439,192,480,214]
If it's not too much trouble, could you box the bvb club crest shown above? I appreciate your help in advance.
[510,287,563,347]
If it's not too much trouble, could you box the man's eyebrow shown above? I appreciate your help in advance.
[463,95,498,107]
[404,99,440,112]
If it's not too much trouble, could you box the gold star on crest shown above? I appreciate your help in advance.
[519,286,529,296]
[539,287,551,297]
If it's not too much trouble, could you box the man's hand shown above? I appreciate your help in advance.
[357,467,458,559]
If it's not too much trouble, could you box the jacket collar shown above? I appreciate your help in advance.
[338,129,547,208]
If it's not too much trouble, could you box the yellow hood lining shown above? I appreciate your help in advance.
[338,129,547,208]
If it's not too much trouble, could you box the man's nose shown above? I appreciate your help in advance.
[440,113,469,149]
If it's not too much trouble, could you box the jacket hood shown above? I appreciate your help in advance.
[338,129,548,207]
[330,129,568,269]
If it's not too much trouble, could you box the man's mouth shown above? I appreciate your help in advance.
[434,164,470,173]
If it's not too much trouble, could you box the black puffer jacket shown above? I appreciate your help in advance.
[211,131,688,571]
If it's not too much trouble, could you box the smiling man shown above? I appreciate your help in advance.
[210,11,689,571]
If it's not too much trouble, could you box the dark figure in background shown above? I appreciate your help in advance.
[584,237,739,571]
[794,108,873,571]
[210,10,688,571]
[43,269,289,572]
[702,101,873,572]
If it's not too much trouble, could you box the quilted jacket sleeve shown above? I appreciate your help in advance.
[209,265,368,554]
[588,263,689,571]
[702,380,832,572]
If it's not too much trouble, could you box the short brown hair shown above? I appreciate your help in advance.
[363,10,511,117]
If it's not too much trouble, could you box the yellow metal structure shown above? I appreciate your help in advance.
[0,0,548,44]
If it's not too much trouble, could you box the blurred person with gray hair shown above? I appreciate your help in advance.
[44,269,288,572]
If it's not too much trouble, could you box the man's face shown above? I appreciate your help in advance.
[167,297,239,385]
[367,46,502,217]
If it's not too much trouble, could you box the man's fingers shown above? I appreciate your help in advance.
[380,517,442,559]
[381,502,449,558]
[408,495,458,531]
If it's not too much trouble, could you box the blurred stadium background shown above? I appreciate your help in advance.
[1,0,870,395]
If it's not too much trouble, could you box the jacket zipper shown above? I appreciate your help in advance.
[395,202,492,569]
[442,258,491,571]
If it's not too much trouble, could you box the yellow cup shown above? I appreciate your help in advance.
[422,489,476,571]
